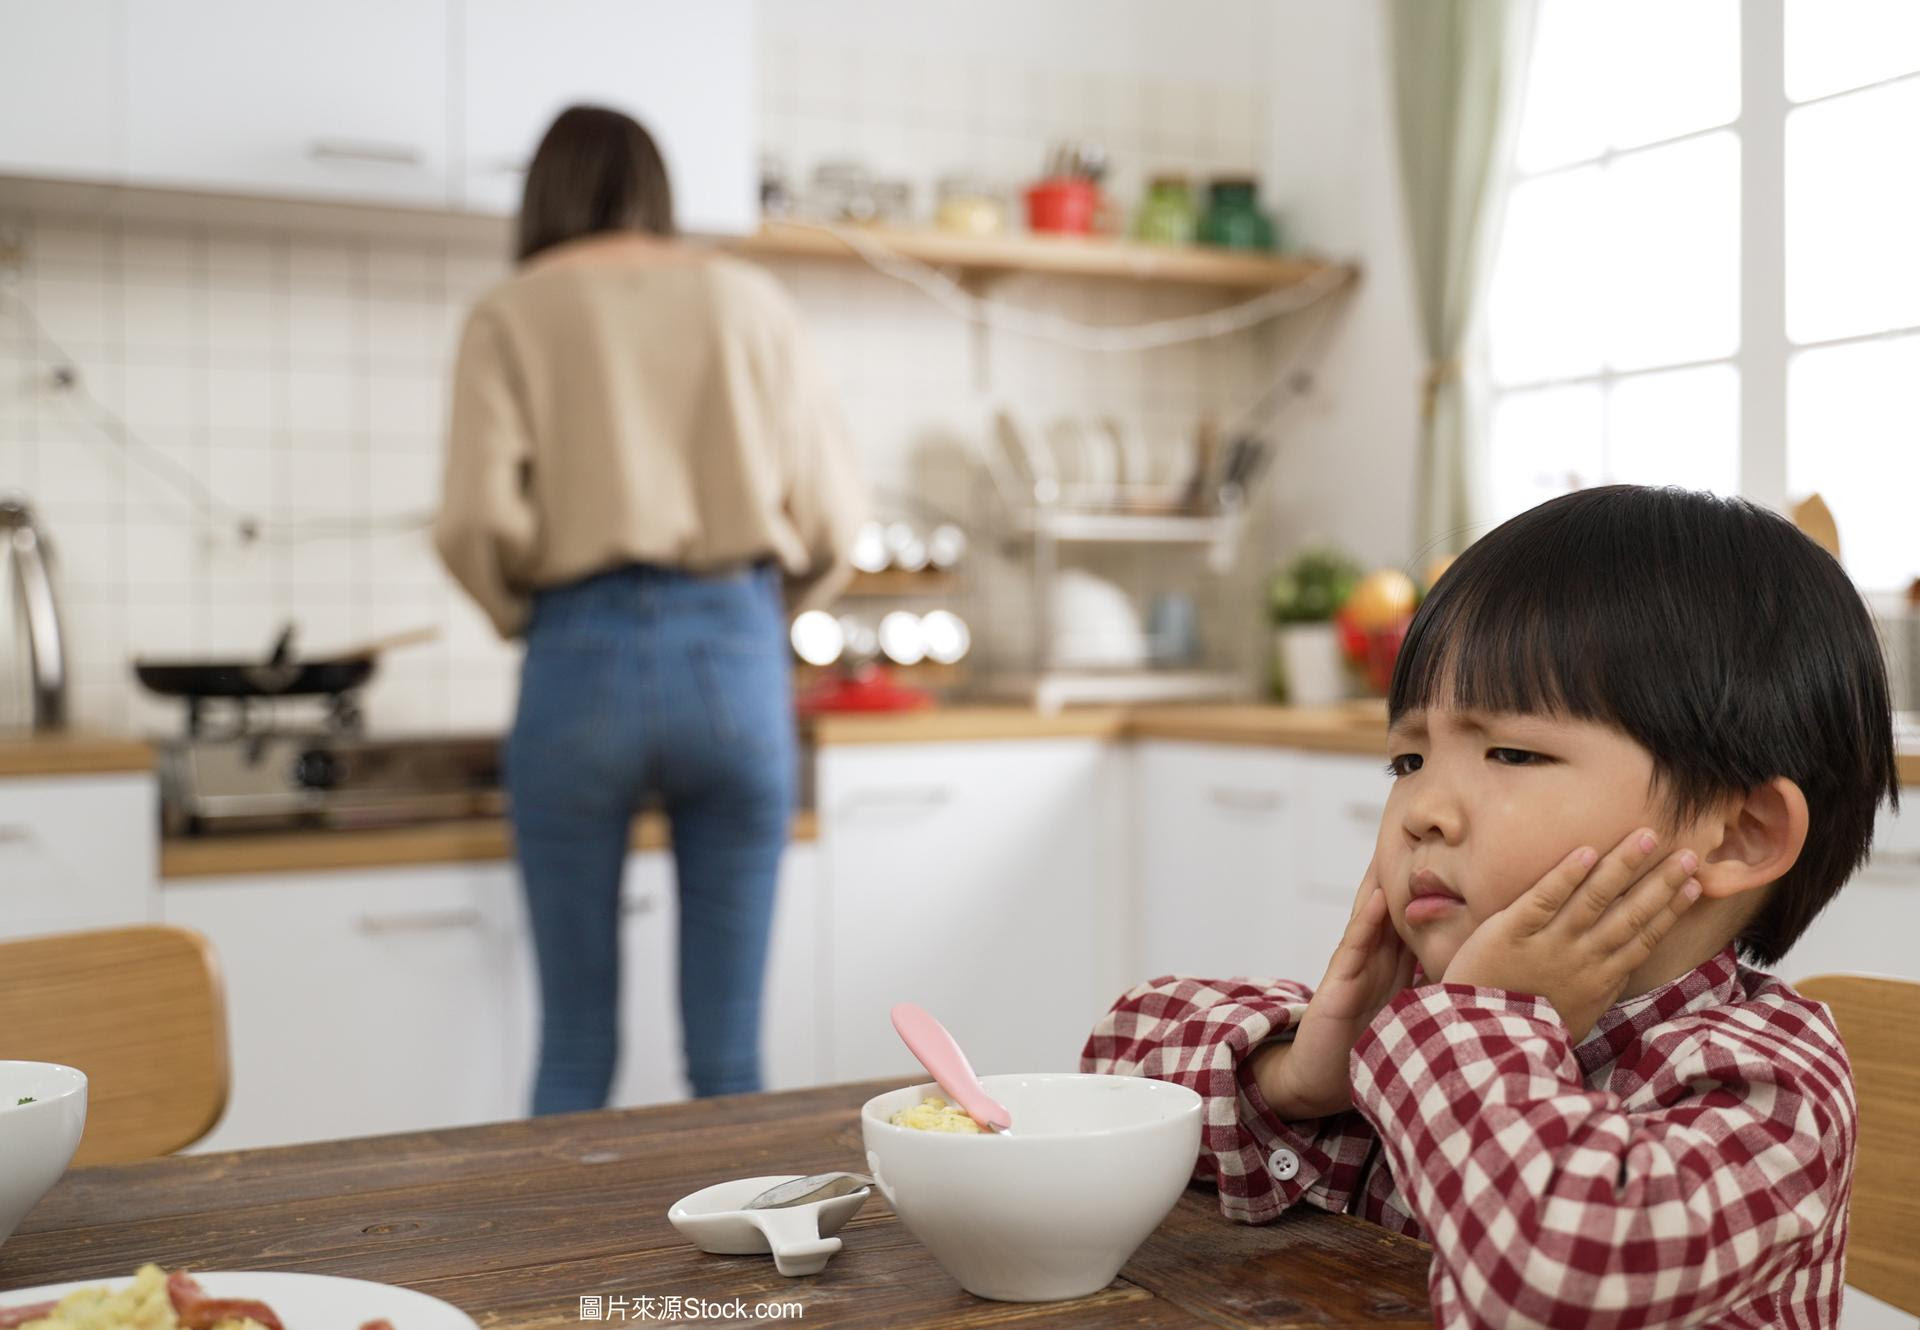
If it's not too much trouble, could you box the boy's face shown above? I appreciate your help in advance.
[1378,704,1707,979]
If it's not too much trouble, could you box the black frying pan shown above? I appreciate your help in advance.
[133,624,378,699]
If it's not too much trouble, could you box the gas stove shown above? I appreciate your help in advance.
[153,699,504,836]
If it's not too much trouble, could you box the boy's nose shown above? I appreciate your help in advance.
[1401,783,1465,846]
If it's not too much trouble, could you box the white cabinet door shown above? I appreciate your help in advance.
[164,862,519,1152]
[1786,799,1920,985]
[1286,751,1394,983]
[819,740,1122,1084]
[1131,745,1388,993]
[0,1,125,181]
[124,1,452,207]
[1133,741,1305,982]
[458,0,756,234]
[609,843,821,1104]
[762,844,822,1092]
[610,851,680,1107]
[0,774,156,941]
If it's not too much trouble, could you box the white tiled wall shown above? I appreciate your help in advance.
[0,2,1300,736]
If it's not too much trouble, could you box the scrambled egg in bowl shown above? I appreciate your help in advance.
[16,1266,271,1330]
[889,1096,985,1133]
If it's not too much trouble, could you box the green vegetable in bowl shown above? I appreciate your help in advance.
[16,1096,34,1105]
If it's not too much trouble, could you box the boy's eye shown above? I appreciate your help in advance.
[1385,753,1422,777]
[1488,747,1546,766]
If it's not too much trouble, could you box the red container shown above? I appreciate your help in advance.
[1025,177,1100,235]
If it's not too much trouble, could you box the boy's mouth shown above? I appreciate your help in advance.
[1405,867,1464,925]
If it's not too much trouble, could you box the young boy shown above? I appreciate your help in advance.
[1084,486,1900,1329]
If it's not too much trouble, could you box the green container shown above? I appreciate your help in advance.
[1134,175,1197,246]
[1199,178,1277,251]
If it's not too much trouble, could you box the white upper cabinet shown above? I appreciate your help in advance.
[123,0,453,207]
[457,0,756,234]
[0,1,127,181]
[2,2,757,225]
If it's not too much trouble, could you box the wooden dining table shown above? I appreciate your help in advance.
[0,1078,1433,1328]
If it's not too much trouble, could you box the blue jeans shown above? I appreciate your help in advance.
[505,562,796,1114]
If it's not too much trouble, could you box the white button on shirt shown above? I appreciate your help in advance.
[1267,1147,1300,1181]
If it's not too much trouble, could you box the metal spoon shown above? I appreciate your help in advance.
[744,1171,875,1210]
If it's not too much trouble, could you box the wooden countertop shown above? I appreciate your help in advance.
[0,731,154,778]
[1129,700,1393,754]
[809,705,1131,745]
[816,701,1920,786]
[2,1077,1432,1328]
[809,701,1389,755]
[161,810,819,880]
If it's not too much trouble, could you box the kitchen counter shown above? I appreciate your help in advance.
[808,700,1390,755]
[1129,700,1393,754]
[0,730,154,778]
[57,702,1920,882]
[816,701,1920,785]
[809,705,1131,745]
[161,809,820,880]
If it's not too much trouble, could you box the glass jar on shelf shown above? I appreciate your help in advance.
[1133,174,1197,246]
[1198,177,1277,251]
[935,175,1007,236]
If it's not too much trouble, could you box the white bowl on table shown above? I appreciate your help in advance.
[861,1073,1202,1302]
[0,1062,88,1249]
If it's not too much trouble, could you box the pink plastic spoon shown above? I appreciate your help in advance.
[889,1002,1013,1134]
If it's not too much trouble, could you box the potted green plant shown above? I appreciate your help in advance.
[1267,547,1362,705]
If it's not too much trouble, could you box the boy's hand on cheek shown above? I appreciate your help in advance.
[1442,827,1703,1041]
[1253,857,1418,1120]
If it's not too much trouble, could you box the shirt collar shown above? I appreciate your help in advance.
[1574,944,1742,1076]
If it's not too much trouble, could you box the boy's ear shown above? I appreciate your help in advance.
[1698,777,1809,899]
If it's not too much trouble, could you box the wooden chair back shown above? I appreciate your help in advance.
[0,924,228,1164]
[1796,973,1920,1316]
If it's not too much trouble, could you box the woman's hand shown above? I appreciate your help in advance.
[1252,857,1418,1121]
[1443,827,1702,1042]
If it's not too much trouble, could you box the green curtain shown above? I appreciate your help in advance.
[1384,0,1537,557]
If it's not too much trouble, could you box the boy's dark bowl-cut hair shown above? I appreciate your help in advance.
[1387,484,1899,967]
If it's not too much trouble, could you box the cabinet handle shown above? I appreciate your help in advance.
[309,139,423,167]
[835,785,953,820]
[1868,848,1920,870]
[355,908,484,935]
[1345,801,1383,825]
[1207,786,1281,814]
[488,156,528,176]
[622,895,657,917]
[0,824,30,844]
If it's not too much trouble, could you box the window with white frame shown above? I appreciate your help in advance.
[1483,0,1920,591]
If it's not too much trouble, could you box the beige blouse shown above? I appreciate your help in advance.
[434,237,867,638]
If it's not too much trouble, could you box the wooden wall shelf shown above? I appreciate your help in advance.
[841,569,959,598]
[733,221,1355,292]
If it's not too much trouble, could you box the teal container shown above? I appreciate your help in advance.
[1199,178,1277,251]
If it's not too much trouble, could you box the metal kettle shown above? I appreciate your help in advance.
[1,496,68,730]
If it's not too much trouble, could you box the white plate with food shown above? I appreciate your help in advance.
[0,1264,478,1330]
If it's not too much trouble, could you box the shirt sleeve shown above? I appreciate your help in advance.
[434,308,539,638]
[775,303,866,614]
[1080,975,1379,1225]
[1349,983,1855,1330]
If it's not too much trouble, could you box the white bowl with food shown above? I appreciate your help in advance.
[0,1062,88,1249]
[861,1073,1202,1302]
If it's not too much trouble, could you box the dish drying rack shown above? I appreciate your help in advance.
[976,408,1267,712]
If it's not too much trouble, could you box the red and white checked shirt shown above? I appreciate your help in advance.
[1081,947,1856,1329]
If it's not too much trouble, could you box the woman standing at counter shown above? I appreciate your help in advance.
[435,106,865,1112]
